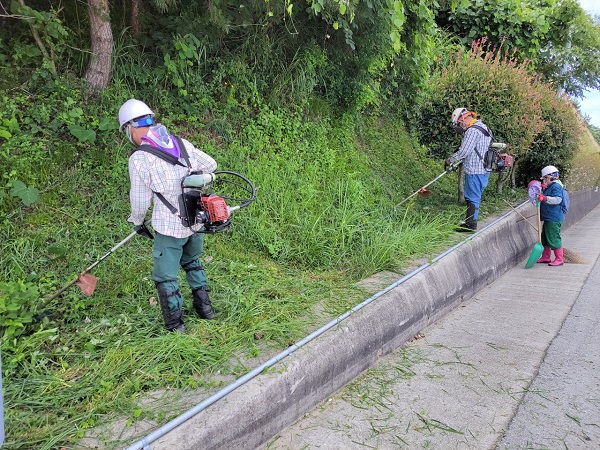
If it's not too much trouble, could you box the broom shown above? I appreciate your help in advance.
[563,248,588,264]
[503,199,587,264]
[524,201,544,268]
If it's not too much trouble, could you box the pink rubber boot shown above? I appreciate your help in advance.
[537,246,552,263]
[549,247,564,266]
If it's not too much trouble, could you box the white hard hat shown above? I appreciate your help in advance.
[541,165,559,178]
[118,99,154,131]
[451,107,470,125]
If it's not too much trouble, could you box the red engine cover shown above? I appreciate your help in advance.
[201,194,230,222]
[499,153,514,168]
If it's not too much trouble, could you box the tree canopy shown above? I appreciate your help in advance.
[433,0,600,98]
[2,0,599,102]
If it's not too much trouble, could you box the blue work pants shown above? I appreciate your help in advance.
[464,173,490,220]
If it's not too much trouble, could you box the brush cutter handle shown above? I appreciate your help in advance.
[445,160,462,173]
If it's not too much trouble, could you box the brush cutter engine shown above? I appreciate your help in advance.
[485,143,513,173]
[194,194,232,233]
[179,170,256,233]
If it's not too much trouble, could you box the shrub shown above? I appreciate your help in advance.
[515,91,583,185]
[415,37,579,188]
[0,280,38,343]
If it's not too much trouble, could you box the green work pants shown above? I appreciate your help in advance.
[541,221,562,250]
[152,232,208,311]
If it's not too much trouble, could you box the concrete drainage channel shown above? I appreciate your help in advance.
[125,189,600,450]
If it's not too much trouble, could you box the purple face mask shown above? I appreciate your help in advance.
[140,124,180,158]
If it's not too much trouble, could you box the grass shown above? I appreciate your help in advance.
[340,348,424,411]
[2,111,599,449]
[0,198,514,449]
[568,125,600,190]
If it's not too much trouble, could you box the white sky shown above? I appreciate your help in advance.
[577,0,600,127]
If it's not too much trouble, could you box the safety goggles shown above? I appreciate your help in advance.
[132,117,155,127]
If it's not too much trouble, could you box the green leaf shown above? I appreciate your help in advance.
[68,108,84,118]
[98,117,115,131]
[10,181,40,206]
[339,3,346,15]
[9,180,25,194]
[287,3,293,15]
[47,246,67,257]
[69,124,96,143]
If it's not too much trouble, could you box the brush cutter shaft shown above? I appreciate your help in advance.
[86,229,138,273]
[394,160,462,209]
[45,227,143,303]
[44,272,86,301]
[394,171,448,208]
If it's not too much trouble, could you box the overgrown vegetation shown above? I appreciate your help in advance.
[1,0,599,448]
[434,0,600,98]
[0,78,488,448]
[416,37,584,189]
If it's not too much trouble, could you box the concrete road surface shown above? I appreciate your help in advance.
[264,207,600,450]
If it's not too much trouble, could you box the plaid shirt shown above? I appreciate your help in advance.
[449,120,492,174]
[128,137,217,238]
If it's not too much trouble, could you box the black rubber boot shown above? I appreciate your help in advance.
[156,282,186,333]
[456,201,477,232]
[192,286,214,320]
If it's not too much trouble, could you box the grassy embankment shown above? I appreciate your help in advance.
[4,108,596,448]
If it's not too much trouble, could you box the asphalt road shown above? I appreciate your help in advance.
[264,207,600,450]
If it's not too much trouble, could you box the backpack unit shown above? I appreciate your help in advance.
[561,188,570,214]
[130,136,231,232]
[470,124,514,173]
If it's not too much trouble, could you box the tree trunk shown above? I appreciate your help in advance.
[84,0,113,89]
[130,0,141,36]
[495,171,505,194]
[457,165,465,203]
[510,160,518,188]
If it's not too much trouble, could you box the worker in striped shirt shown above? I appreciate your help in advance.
[445,107,492,232]
[119,99,218,333]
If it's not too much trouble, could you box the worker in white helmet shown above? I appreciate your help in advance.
[118,99,218,333]
[536,165,565,266]
[445,107,493,232]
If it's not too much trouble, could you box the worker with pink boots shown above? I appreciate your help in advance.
[536,165,567,266]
